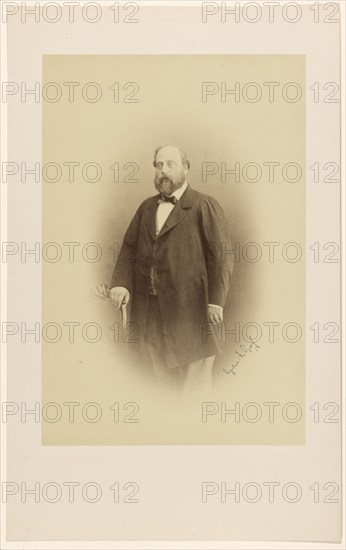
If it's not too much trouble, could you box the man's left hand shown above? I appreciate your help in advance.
[208,305,223,324]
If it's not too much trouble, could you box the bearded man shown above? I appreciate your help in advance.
[109,145,234,392]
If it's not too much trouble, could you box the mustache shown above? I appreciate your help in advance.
[158,175,173,183]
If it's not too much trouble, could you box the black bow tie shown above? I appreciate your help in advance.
[157,193,177,205]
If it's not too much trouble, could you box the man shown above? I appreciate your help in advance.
[109,145,234,392]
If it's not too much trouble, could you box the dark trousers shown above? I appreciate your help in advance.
[144,295,215,393]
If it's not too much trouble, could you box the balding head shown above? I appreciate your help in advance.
[153,145,190,170]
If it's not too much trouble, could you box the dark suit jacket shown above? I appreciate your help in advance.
[110,184,234,368]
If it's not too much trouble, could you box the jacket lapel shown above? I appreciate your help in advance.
[145,185,194,240]
[145,199,159,241]
[158,185,193,237]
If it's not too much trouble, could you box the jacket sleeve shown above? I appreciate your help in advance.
[200,197,234,307]
[109,205,141,293]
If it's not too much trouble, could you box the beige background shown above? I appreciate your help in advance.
[4,1,342,545]
[42,54,305,445]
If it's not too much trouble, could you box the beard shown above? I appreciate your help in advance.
[154,171,185,196]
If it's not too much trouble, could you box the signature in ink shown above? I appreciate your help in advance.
[223,336,260,375]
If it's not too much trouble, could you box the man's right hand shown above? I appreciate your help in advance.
[109,287,130,310]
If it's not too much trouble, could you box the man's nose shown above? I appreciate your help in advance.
[161,164,170,175]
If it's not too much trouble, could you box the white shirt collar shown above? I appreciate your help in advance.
[171,181,188,201]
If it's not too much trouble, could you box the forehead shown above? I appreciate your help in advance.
[156,146,182,164]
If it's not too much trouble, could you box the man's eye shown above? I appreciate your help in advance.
[156,163,163,169]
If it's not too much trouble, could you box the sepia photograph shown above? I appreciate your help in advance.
[41,53,306,445]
